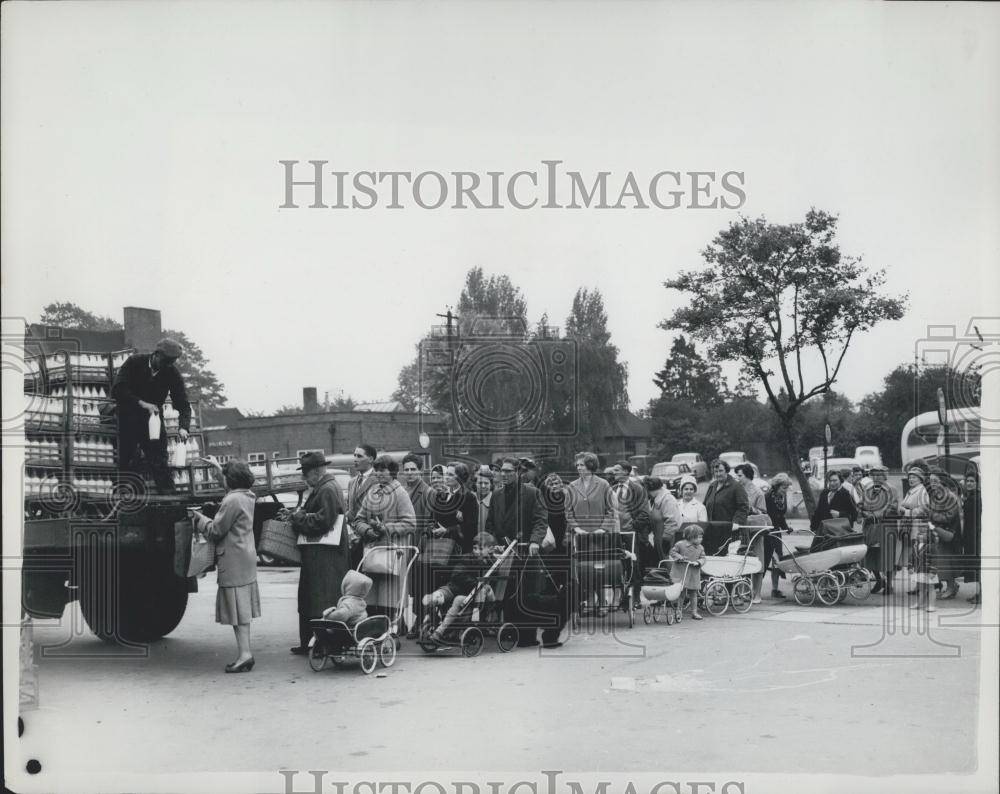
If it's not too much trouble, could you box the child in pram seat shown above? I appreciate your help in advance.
[421,532,499,644]
[322,570,373,626]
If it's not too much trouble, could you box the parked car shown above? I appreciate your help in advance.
[718,451,747,469]
[650,461,693,496]
[808,445,836,461]
[670,452,708,481]
[808,457,861,493]
[854,446,883,472]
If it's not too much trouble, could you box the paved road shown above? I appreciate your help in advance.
[19,565,986,780]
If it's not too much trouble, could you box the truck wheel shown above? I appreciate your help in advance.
[80,558,188,643]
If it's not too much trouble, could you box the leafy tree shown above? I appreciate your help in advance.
[40,302,123,332]
[855,364,979,468]
[36,303,228,407]
[564,288,629,451]
[652,335,727,405]
[661,209,907,512]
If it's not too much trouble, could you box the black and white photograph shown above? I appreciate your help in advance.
[2,2,998,793]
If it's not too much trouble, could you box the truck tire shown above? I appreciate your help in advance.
[79,553,188,644]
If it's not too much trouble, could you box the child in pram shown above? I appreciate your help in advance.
[322,570,373,625]
[421,532,500,645]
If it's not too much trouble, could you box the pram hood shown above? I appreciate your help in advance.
[342,569,374,598]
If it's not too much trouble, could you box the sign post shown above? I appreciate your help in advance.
[823,422,832,482]
[937,387,950,473]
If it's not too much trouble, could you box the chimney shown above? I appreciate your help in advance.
[123,307,162,353]
[303,387,319,413]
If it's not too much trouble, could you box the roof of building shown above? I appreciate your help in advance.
[353,401,406,413]
[201,407,247,428]
[604,410,651,439]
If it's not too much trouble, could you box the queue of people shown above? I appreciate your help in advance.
[188,451,984,672]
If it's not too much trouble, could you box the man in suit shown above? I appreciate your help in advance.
[611,461,652,609]
[486,457,552,647]
[401,453,433,638]
[347,444,378,566]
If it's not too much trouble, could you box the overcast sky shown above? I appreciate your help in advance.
[3,1,999,416]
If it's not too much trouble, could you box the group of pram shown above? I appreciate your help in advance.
[306,531,556,673]
[305,516,883,673]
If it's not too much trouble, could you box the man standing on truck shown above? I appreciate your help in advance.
[111,338,190,494]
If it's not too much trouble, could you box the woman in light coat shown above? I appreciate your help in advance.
[191,460,259,673]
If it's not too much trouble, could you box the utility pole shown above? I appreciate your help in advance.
[436,308,458,346]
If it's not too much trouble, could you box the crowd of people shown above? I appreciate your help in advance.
[187,450,983,672]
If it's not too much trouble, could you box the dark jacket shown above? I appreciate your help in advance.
[429,488,479,553]
[111,353,191,430]
[613,479,651,535]
[291,473,351,617]
[704,477,749,525]
[443,552,493,597]
[810,487,859,531]
[765,491,790,532]
[486,483,548,546]
[405,479,434,536]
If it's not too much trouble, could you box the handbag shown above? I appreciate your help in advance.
[187,533,216,578]
[420,535,458,565]
[260,519,302,565]
[541,526,557,553]
[362,546,403,576]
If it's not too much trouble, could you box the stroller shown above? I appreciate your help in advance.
[774,518,872,606]
[639,563,686,624]
[418,539,520,657]
[307,542,419,673]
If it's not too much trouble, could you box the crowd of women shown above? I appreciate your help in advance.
[186,450,983,672]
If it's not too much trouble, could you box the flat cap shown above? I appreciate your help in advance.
[155,338,184,359]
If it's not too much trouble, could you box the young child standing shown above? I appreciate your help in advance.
[669,525,706,620]
[910,521,939,613]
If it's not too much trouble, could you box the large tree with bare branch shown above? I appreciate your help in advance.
[660,209,907,512]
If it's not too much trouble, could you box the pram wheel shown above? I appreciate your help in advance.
[847,568,874,601]
[664,606,674,625]
[730,580,753,613]
[643,606,653,625]
[359,640,379,674]
[380,637,397,668]
[815,573,841,606]
[793,577,816,606]
[308,642,328,672]
[497,623,518,653]
[704,581,730,616]
[461,627,484,658]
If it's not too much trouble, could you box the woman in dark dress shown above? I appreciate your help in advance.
[428,462,479,553]
[810,471,858,531]
[927,470,963,599]
[764,472,793,599]
[962,470,982,605]
[536,472,572,648]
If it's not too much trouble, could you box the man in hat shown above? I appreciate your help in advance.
[111,338,191,494]
[281,452,351,654]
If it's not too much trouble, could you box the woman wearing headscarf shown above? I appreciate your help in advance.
[859,465,900,595]
[676,475,708,525]
[190,460,259,672]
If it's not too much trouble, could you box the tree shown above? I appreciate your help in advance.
[159,329,226,407]
[855,364,979,468]
[36,303,228,407]
[40,302,123,332]
[661,209,907,512]
[564,288,629,451]
[652,335,727,405]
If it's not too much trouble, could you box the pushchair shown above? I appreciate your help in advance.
[307,614,396,674]
[774,518,872,606]
[572,531,637,629]
[639,563,686,624]
[418,539,520,657]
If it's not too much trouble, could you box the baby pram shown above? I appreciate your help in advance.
[418,539,519,657]
[774,518,872,606]
[307,614,396,674]
[639,563,686,625]
[572,531,637,629]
